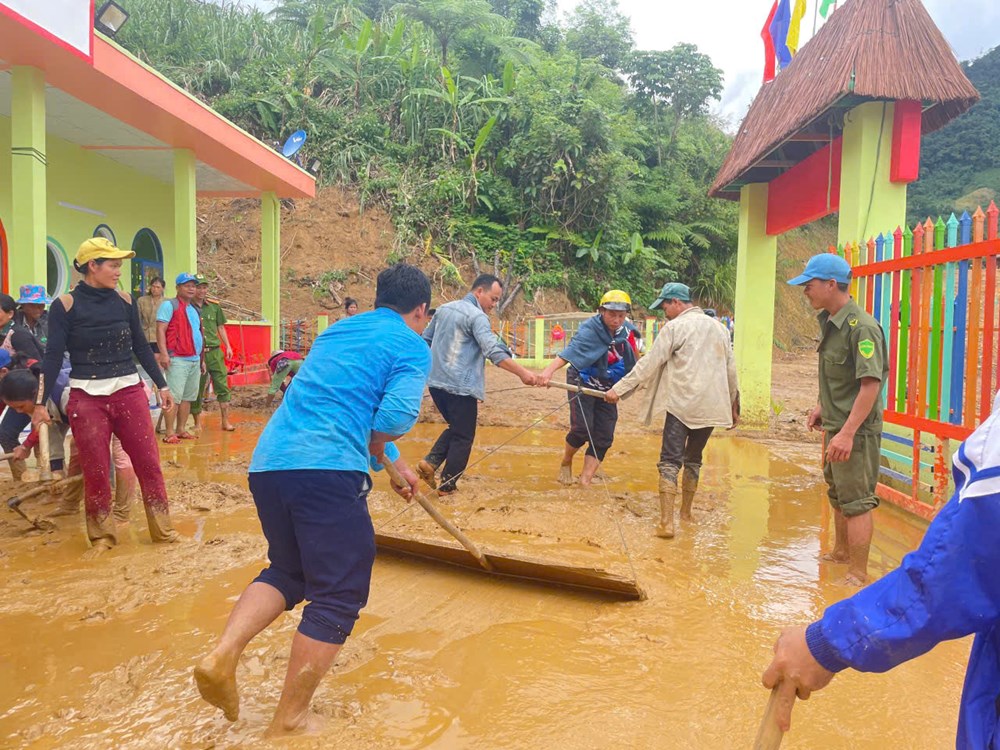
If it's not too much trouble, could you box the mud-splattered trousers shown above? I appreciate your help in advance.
[565,367,617,461]
[67,384,171,545]
[657,412,713,486]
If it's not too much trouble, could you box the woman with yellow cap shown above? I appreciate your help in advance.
[34,237,180,554]
[537,290,637,486]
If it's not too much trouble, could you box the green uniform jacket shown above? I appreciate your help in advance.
[199,300,227,349]
[817,299,888,435]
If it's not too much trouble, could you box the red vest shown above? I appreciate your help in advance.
[165,299,200,357]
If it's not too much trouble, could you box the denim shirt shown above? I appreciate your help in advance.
[423,293,511,400]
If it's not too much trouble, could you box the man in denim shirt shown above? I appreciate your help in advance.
[417,274,536,494]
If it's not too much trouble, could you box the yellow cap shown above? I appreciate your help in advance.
[76,237,135,266]
[599,289,631,311]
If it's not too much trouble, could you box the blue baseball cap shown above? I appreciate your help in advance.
[175,272,198,286]
[787,253,852,286]
[0,350,11,369]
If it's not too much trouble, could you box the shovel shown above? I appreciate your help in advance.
[752,687,789,749]
[6,474,82,532]
[382,460,494,572]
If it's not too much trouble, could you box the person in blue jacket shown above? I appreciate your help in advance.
[762,390,1000,747]
[193,263,433,737]
[537,290,636,486]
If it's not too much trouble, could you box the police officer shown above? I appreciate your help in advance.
[788,254,888,586]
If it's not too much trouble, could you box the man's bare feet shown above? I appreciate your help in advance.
[416,460,438,489]
[264,710,326,737]
[83,540,114,560]
[819,551,849,563]
[842,571,867,587]
[194,653,240,721]
[557,464,574,485]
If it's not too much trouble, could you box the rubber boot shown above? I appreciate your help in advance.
[680,473,698,521]
[416,460,438,489]
[9,458,26,481]
[50,475,84,517]
[86,508,119,550]
[656,478,676,539]
[144,503,180,543]
[113,468,136,523]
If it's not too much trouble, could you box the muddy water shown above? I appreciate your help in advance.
[0,414,969,749]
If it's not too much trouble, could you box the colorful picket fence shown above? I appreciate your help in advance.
[837,203,1000,519]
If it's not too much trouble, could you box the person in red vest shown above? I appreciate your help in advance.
[155,272,206,444]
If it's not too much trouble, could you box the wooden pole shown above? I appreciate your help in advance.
[35,373,51,482]
[382,460,494,572]
[753,687,788,749]
[544,380,609,399]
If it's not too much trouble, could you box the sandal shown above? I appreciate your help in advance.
[177,432,198,440]
[162,435,181,445]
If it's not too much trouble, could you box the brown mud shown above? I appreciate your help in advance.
[0,361,969,749]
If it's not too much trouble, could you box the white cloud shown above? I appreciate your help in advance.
[557,0,998,125]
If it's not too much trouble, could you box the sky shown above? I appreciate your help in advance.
[224,0,998,129]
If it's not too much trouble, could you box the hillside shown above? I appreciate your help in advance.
[197,186,825,352]
[908,45,1000,220]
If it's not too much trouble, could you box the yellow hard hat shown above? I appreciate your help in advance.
[599,289,631,311]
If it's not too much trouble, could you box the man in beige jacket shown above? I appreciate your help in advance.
[605,283,739,538]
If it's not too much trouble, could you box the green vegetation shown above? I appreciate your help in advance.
[909,45,1000,223]
[117,0,738,312]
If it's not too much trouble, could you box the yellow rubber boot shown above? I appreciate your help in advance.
[656,478,676,539]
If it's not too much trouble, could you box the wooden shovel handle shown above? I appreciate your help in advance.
[752,687,788,750]
[35,374,52,481]
[382,459,494,572]
[544,380,609,399]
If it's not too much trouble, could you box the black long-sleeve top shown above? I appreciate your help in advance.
[41,282,167,402]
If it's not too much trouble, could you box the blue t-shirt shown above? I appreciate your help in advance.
[249,307,432,475]
[156,299,203,361]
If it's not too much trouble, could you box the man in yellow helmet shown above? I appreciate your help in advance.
[605,283,739,538]
[537,290,637,486]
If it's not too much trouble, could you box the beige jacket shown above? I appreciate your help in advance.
[613,306,738,429]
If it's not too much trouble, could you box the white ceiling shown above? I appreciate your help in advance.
[0,68,255,193]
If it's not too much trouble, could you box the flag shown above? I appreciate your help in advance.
[819,0,837,18]
[769,0,793,68]
[761,0,778,83]
[786,0,807,55]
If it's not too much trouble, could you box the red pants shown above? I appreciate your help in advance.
[67,384,169,544]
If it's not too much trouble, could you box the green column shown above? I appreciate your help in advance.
[317,314,329,335]
[173,149,198,273]
[10,66,47,289]
[261,191,280,348]
[837,102,907,246]
[734,183,778,425]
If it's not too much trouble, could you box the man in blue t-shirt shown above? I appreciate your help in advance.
[155,272,204,442]
[193,263,433,737]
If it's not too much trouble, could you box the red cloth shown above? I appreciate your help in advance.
[165,299,199,357]
[761,1,778,83]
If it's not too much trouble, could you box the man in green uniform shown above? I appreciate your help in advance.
[788,253,888,586]
[191,274,236,432]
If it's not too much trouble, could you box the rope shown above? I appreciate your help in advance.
[574,393,640,588]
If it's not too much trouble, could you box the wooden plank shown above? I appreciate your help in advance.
[941,214,958,423]
[981,202,999,422]
[374,533,645,601]
[952,212,972,424]
[908,223,924,417]
[897,226,912,412]
[928,218,945,419]
[865,237,876,313]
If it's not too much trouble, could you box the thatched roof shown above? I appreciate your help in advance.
[710,0,979,200]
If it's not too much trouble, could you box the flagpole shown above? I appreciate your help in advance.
[812,0,819,35]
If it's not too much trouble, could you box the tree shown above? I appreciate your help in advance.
[625,44,723,163]
[393,0,507,65]
[564,0,633,71]
[488,0,549,40]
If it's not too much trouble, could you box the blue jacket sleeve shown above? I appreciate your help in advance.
[369,441,400,472]
[806,470,1000,674]
[558,317,607,371]
[372,339,432,438]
